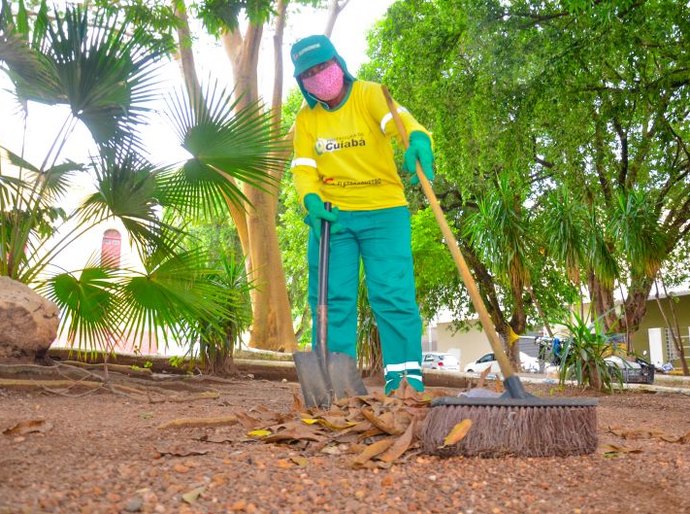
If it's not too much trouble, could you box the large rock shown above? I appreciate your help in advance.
[0,277,59,363]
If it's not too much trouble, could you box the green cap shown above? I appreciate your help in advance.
[291,35,355,108]
[291,35,338,77]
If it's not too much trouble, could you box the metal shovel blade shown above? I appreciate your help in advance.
[293,350,368,409]
[293,351,331,409]
[293,203,368,409]
[328,352,368,399]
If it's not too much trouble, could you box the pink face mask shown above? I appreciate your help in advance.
[302,62,344,102]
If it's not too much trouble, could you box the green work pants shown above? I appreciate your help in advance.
[308,206,423,392]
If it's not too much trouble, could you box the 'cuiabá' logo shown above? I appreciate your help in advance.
[315,136,366,155]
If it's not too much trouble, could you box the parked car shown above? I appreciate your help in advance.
[422,352,460,371]
[464,351,540,374]
[604,355,655,384]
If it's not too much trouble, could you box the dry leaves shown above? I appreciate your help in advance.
[607,426,690,444]
[155,445,210,458]
[440,419,473,448]
[602,444,642,457]
[476,367,492,389]
[247,381,444,468]
[2,419,52,436]
[157,415,238,430]
[603,425,690,457]
[181,486,205,504]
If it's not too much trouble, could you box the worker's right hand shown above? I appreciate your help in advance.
[303,193,342,238]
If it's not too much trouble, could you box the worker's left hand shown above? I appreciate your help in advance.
[403,131,434,185]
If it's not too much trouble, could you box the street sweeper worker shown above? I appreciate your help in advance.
[290,34,434,395]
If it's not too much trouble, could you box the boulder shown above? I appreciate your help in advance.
[0,277,59,363]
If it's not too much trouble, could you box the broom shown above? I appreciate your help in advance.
[381,86,598,458]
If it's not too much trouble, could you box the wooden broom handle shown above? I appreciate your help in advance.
[381,85,515,379]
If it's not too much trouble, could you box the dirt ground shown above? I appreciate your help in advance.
[1,365,689,514]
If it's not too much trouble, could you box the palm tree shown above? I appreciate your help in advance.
[607,188,668,347]
[0,1,287,360]
[463,174,532,365]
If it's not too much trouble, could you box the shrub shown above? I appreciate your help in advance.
[556,311,618,392]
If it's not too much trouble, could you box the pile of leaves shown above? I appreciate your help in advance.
[242,382,469,469]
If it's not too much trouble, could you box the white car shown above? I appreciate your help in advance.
[464,351,540,374]
[422,352,460,371]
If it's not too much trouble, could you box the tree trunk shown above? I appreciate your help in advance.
[214,2,349,352]
[172,0,202,98]
[587,272,617,328]
[271,0,288,133]
[506,271,527,369]
[220,23,297,352]
[172,0,252,265]
[528,284,554,337]
[460,241,517,367]
[324,0,350,37]
[245,187,296,351]
[621,274,654,336]
[587,361,602,391]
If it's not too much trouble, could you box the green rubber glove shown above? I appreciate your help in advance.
[303,193,342,238]
[403,131,434,185]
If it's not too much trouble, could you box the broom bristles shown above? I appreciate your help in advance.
[421,404,598,458]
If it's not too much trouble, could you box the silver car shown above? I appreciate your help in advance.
[422,352,460,371]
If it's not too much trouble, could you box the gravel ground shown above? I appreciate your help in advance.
[1,374,689,513]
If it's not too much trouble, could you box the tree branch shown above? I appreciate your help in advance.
[324,0,350,37]
[613,118,628,188]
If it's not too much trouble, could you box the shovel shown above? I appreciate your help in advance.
[293,202,368,409]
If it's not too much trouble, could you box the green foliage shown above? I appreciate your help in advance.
[0,1,169,152]
[608,189,668,278]
[463,174,531,288]
[280,88,303,134]
[538,185,587,283]
[556,312,617,392]
[174,210,251,372]
[80,150,176,260]
[39,262,121,354]
[164,77,288,214]
[93,0,178,53]
[194,0,273,35]
[186,251,253,374]
[365,0,570,334]
[168,355,185,368]
[410,207,461,319]
[0,2,286,359]
[366,0,690,336]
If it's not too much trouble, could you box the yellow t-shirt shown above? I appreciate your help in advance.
[291,80,430,211]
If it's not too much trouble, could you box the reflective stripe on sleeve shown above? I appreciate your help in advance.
[379,107,409,133]
[291,157,317,168]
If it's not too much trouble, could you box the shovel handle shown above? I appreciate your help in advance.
[381,85,515,379]
[318,203,331,310]
[317,203,332,387]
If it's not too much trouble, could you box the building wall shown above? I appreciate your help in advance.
[630,294,690,367]
[431,294,690,370]
[433,321,491,369]
[47,218,186,357]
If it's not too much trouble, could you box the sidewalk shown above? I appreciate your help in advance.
[48,348,690,395]
[232,359,690,394]
[510,370,690,394]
